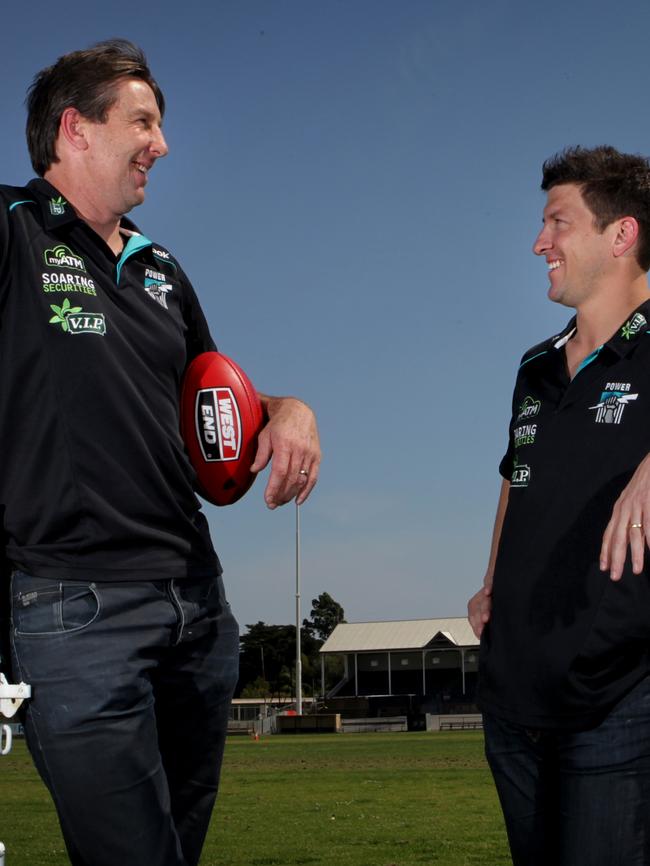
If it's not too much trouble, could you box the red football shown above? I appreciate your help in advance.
[180,351,264,506]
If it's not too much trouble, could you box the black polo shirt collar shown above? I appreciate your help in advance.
[542,298,650,366]
[25,177,76,229]
[26,177,144,239]
[24,177,159,285]
[604,298,650,358]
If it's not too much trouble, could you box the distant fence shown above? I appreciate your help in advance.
[255,716,276,736]
[228,716,276,736]
[276,714,342,734]
[230,712,483,736]
[228,720,255,735]
[427,713,483,732]
[341,716,408,733]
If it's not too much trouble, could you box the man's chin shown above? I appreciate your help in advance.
[547,282,568,306]
[122,191,145,214]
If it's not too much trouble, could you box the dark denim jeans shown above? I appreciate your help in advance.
[10,570,239,866]
[484,675,650,866]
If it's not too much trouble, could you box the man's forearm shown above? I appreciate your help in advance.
[484,477,510,589]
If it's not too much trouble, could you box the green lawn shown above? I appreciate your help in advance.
[0,732,511,865]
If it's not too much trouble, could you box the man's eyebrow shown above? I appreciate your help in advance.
[128,107,161,122]
[543,208,566,222]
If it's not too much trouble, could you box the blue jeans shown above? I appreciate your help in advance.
[484,675,650,866]
[10,570,239,866]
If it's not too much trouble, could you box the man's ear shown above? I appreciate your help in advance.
[58,107,90,153]
[613,216,639,258]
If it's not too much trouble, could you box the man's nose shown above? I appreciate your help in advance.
[533,226,551,256]
[151,127,169,158]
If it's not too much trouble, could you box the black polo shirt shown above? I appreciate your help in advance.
[479,299,650,730]
[0,178,221,581]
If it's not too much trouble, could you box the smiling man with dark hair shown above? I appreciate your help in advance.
[469,145,650,866]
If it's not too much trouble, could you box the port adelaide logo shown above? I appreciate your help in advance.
[195,388,241,462]
[589,382,638,425]
[144,268,173,310]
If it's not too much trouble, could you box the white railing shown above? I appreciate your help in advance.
[0,672,31,864]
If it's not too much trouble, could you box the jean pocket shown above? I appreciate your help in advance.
[12,574,100,637]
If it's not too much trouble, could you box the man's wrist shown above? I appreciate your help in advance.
[257,393,306,421]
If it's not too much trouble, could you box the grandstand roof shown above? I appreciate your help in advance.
[320,618,479,653]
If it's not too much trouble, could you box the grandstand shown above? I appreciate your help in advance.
[319,618,480,727]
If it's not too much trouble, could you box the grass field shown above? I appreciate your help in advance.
[1,731,511,865]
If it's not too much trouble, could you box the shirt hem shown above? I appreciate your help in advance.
[9,555,223,583]
[477,672,650,732]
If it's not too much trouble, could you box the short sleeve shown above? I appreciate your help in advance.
[498,358,527,480]
[178,265,217,365]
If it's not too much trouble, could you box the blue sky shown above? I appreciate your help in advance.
[3,1,650,629]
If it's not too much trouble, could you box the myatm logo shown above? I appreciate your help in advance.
[195,388,242,461]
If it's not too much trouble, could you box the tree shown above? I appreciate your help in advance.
[236,593,346,699]
[239,677,272,699]
[236,621,321,699]
[305,592,346,641]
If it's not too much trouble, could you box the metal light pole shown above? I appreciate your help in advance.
[295,501,302,715]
